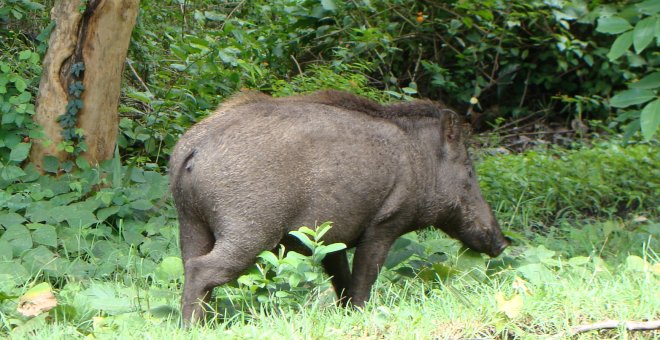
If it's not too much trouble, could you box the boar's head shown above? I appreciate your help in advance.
[426,109,510,257]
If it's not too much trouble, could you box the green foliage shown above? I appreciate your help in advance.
[596,1,660,140]
[224,223,346,311]
[271,63,392,102]
[477,140,658,226]
[119,0,646,167]
[0,39,41,165]
[0,153,179,313]
[1,140,658,334]
[0,0,44,23]
[56,63,87,158]
[1,1,658,335]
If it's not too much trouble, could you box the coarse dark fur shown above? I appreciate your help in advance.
[170,90,509,324]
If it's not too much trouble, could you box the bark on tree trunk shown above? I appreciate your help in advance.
[30,0,139,171]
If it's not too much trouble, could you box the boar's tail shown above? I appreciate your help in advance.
[170,148,196,196]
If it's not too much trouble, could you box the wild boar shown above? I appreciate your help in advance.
[169,90,509,323]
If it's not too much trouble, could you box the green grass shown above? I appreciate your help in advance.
[10,244,660,339]
[5,219,659,339]
[1,139,659,339]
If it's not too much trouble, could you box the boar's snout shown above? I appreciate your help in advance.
[488,234,510,257]
[455,217,510,258]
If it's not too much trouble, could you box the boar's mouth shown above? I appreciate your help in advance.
[458,228,510,258]
[438,213,510,258]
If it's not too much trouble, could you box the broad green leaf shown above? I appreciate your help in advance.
[314,222,333,240]
[155,256,183,282]
[384,248,415,269]
[275,290,290,298]
[13,77,27,92]
[302,271,318,282]
[1,165,26,181]
[637,0,660,15]
[30,225,58,248]
[517,263,556,285]
[524,245,556,263]
[321,0,337,12]
[640,99,660,141]
[288,273,302,287]
[0,225,32,256]
[258,251,280,267]
[112,145,122,188]
[289,230,315,250]
[297,226,315,236]
[610,89,655,108]
[19,50,32,60]
[80,283,134,314]
[315,242,347,256]
[50,206,97,227]
[456,249,486,275]
[0,240,12,260]
[9,142,31,162]
[0,212,26,226]
[630,72,660,90]
[41,156,59,173]
[596,16,632,34]
[633,17,656,53]
[96,206,120,221]
[568,256,590,266]
[0,261,28,282]
[607,31,633,61]
[22,246,60,274]
[130,199,153,210]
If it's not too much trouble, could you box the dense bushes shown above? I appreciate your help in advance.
[478,140,659,225]
[2,1,654,168]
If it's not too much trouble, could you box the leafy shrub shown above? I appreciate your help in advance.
[596,0,660,140]
[0,36,42,165]
[0,154,179,296]
[121,0,650,166]
[217,223,346,314]
[477,140,659,227]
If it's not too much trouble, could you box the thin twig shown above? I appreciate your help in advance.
[487,110,547,132]
[126,60,150,93]
[290,55,304,78]
[518,69,531,108]
[219,0,246,32]
[550,320,660,339]
[498,129,573,140]
[411,44,423,83]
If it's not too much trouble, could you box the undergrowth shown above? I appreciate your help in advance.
[1,139,658,338]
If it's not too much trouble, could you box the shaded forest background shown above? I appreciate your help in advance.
[3,0,658,170]
[0,0,658,337]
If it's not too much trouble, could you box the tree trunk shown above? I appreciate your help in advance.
[30,0,139,171]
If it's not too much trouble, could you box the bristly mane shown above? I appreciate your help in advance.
[223,89,455,121]
[284,90,452,120]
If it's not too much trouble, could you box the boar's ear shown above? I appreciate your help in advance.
[441,110,460,143]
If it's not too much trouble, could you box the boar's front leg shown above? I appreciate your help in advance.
[347,230,397,307]
[322,249,352,306]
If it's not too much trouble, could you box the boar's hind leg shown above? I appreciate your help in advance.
[181,221,276,324]
[178,214,215,325]
[322,249,351,306]
[348,231,396,307]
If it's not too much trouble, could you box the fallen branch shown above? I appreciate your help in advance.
[551,320,660,338]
